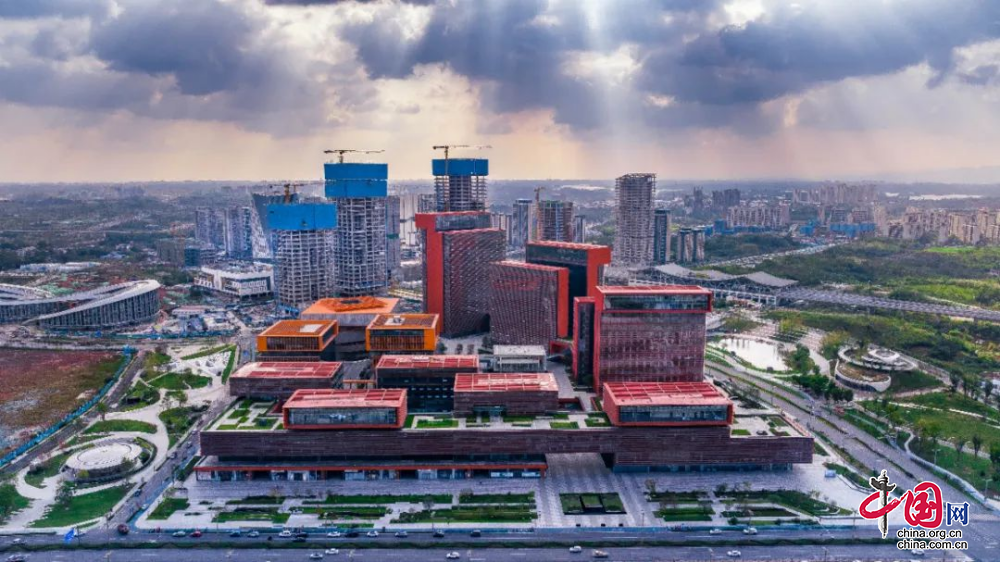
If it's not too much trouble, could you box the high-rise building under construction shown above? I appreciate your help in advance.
[417,212,505,337]
[511,198,532,248]
[224,206,254,260]
[652,208,672,264]
[324,162,389,296]
[536,200,574,242]
[432,158,489,212]
[614,173,656,265]
[386,195,401,281]
[267,201,338,313]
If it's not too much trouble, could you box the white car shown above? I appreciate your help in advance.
[324,549,339,555]
[446,553,461,560]
[366,530,379,538]
[727,550,741,558]
[569,545,583,553]
[743,527,757,535]
[592,551,609,559]
[911,549,925,556]
[709,528,722,535]
[308,554,323,560]
[326,532,342,538]
[278,530,293,538]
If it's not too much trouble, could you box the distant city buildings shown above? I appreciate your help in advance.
[536,200,574,242]
[893,207,1000,244]
[574,215,586,243]
[613,173,656,265]
[675,228,706,264]
[195,207,227,248]
[793,183,876,206]
[726,202,791,230]
[712,188,741,210]
[511,198,532,249]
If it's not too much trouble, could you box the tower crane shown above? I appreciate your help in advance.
[323,149,385,164]
[270,182,306,204]
[431,144,492,177]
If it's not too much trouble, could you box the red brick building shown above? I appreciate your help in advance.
[488,260,569,346]
[228,362,343,400]
[603,382,733,427]
[282,388,407,430]
[453,372,559,416]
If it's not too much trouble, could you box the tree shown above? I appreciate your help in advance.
[990,444,1000,475]
[644,479,657,498]
[972,434,984,459]
[949,372,961,393]
[984,380,995,403]
[954,437,967,464]
[96,402,108,422]
[422,496,436,514]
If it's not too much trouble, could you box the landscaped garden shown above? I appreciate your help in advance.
[31,484,130,528]
[559,493,625,515]
[147,497,190,520]
[84,419,157,434]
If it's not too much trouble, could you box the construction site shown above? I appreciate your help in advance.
[613,173,656,265]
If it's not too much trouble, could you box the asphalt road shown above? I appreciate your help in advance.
[0,543,951,562]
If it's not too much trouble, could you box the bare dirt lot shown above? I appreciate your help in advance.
[0,349,124,453]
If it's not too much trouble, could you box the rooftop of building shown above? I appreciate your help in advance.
[301,296,400,315]
[597,285,713,296]
[230,362,342,379]
[200,262,274,275]
[284,388,406,409]
[454,372,558,393]
[526,240,611,251]
[259,319,338,338]
[603,382,731,407]
[376,354,480,370]
[491,260,567,273]
[492,345,546,357]
[368,313,439,330]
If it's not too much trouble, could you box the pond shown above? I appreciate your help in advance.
[717,337,788,371]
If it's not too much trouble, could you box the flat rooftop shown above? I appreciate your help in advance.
[259,319,337,337]
[493,345,546,357]
[376,355,480,370]
[230,362,342,379]
[527,241,610,251]
[597,285,712,296]
[302,296,399,315]
[454,372,558,393]
[284,388,406,409]
[603,382,731,407]
[492,260,567,274]
[369,313,438,329]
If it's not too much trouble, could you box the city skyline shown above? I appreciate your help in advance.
[2,0,1000,183]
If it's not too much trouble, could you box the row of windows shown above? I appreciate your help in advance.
[619,405,728,423]
[288,408,397,426]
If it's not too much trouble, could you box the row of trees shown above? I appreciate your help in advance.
[791,373,854,402]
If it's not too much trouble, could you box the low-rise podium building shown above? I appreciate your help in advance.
[256,319,338,362]
[228,362,343,400]
[282,389,407,430]
[453,372,559,416]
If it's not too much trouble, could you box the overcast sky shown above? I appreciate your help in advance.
[2,0,1000,182]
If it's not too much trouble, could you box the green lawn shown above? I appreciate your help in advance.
[584,414,611,427]
[718,490,847,516]
[147,371,211,390]
[502,414,535,423]
[306,494,453,505]
[902,392,1000,423]
[213,507,290,524]
[658,506,714,522]
[84,419,157,434]
[458,493,535,505]
[25,452,71,488]
[226,495,286,505]
[147,497,189,520]
[31,485,130,528]
[415,418,459,429]
[863,400,1000,453]
[221,348,237,383]
[560,493,625,515]
[649,491,707,502]
[886,370,942,394]
[910,438,995,497]
[722,507,797,518]
[550,421,579,429]
[159,406,202,447]
[302,506,388,519]
[0,481,31,525]
[394,505,535,524]
[121,381,160,411]
[181,344,233,361]
[731,428,751,436]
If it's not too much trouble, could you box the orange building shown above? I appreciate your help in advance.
[365,314,439,353]
[256,319,339,362]
[299,296,401,360]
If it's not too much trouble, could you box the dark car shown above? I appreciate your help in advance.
[345,530,360,538]
[470,530,482,537]
[116,524,130,535]
[295,532,309,539]
[433,530,445,538]
[229,530,242,538]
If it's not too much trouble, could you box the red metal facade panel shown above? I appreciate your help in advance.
[229,362,343,399]
[488,261,569,345]
[282,388,407,430]
[602,381,734,427]
[376,355,479,371]
[441,228,506,336]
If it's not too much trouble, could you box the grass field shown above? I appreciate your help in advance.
[85,419,157,434]
[180,345,234,361]
[306,494,453,505]
[147,497,189,520]
[458,493,535,505]
[910,438,995,497]
[902,391,1000,423]
[560,493,625,515]
[394,505,536,524]
[213,507,290,524]
[159,406,202,446]
[415,419,458,429]
[657,506,714,522]
[24,451,71,488]
[863,398,1000,453]
[147,371,211,390]
[550,421,580,429]
[886,370,942,394]
[0,480,30,525]
[31,485,130,528]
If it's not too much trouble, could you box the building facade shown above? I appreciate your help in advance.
[488,261,569,346]
[614,173,656,265]
[375,355,481,412]
[652,208,672,264]
[193,263,273,299]
[536,200,574,242]
[268,202,338,312]
[525,241,612,332]
[511,198,533,248]
[324,162,389,296]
